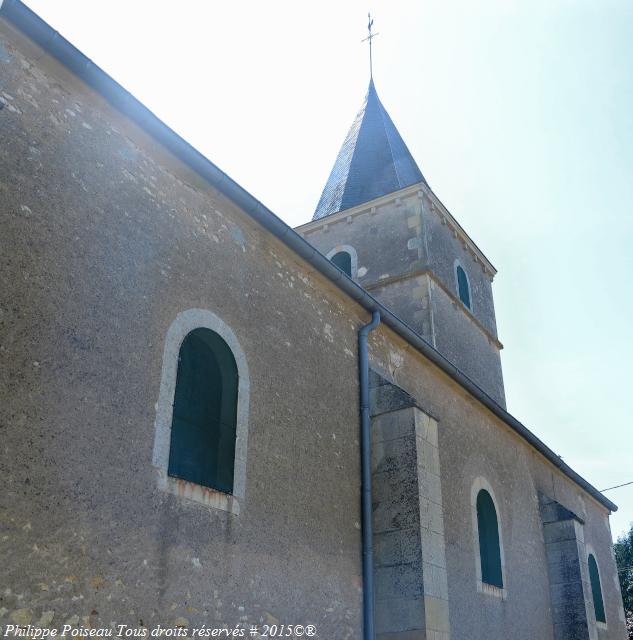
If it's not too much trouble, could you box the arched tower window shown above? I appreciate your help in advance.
[588,553,606,623]
[326,245,358,278]
[331,250,352,277]
[168,327,238,494]
[455,263,471,309]
[476,489,503,588]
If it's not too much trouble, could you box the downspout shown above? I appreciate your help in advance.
[359,310,381,640]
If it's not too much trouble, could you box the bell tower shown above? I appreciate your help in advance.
[296,80,506,407]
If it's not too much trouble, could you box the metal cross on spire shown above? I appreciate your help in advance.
[361,13,379,79]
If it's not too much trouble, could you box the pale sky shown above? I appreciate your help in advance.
[22,0,633,538]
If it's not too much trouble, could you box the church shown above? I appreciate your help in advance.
[0,2,627,639]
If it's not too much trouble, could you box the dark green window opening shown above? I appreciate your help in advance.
[477,489,503,588]
[331,251,352,277]
[588,554,606,623]
[456,265,471,309]
[168,328,239,494]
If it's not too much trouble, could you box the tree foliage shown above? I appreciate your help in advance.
[615,524,633,639]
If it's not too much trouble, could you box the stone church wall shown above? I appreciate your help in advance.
[367,330,627,640]
[0,21,368,635]
[421,199,499,340]
[428,280,506,405]
[301,193,420,286]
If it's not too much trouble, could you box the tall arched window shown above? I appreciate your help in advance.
[588,554,606,623]
[476,489,503,588]
[331,250,352,277]
[168,327,238,494]
[456,263,471,309]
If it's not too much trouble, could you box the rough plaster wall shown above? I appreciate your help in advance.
[0,23,368,636]
[366,330,626,640]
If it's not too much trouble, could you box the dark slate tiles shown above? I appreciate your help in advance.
[313,79,426,220]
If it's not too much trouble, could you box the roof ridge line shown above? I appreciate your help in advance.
[338,92,370,214]
[374,87,403,187]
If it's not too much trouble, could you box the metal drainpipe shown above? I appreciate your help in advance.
[359,310,381,640]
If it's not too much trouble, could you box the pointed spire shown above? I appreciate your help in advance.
[313,80,427,220]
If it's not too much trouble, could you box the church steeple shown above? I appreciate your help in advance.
[313,79,427,220]
[300,22,505,405]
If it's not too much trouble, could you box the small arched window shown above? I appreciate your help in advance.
[456,264,471,309]
[168,327,239,494]
[330,251,352,277]
[588,554,606,623]
[476,489,503,588]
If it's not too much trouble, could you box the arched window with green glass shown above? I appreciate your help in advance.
[455,261,472,310]
[330,250,352,277]
[588,553,606,623]
[168,327,239,494]
[476,489,503,588]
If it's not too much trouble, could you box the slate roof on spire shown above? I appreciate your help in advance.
[313,79,427,220]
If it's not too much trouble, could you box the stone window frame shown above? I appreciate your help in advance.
[585,542,608,630]
[470,476,507,600]
[152,308,250,515]
[326,244,358,279]
[453,259,473,312]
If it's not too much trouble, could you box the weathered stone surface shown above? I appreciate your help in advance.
[539,493,596,640]
[0,19,364,635]
[371,376,450,638]
[297,187,506,406]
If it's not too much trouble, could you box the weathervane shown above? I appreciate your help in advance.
[361,13,379,79]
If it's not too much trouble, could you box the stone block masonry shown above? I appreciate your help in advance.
[370,372,450,640]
